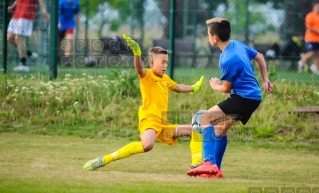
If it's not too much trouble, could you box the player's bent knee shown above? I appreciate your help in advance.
[214,125,230,135]
[142,142,154,152]
[14,37,26,45]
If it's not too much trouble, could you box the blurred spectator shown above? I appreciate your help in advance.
[298,1,319,74]
[58,0,81,67]
[7,0,49,72]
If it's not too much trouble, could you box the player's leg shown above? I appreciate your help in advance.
[172,124,193,137]
[7,19,19,65]
[7,32,14,41]
[310,50,319,74]
[189,131,203,168]
[299,42,315,72]
[64,32,73,57]
[62,28,74,66]
[188,95,260,178]
[201,105,231,169]
[201,105,229,169]
[15,35,27,62]
[187,105,234,176]
[193,121,233,179]
[7,32,16,60]
[83,129,155,171]
[186,105,225,176]
[13,19,33,72]
[213,118,235,170]
[102,129,154,163]
[7,19,16,43]
[58,31,66,65]
[14,34,30,72]
[172,124,203,167]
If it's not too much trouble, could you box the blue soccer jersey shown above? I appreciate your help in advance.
[219,40,262,100]
[59,0,80,31]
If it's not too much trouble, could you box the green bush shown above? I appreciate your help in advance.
[1,70,319,144]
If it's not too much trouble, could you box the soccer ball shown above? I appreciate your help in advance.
[192,110,206,133]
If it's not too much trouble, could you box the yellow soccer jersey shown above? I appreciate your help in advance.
[138,69,177,122]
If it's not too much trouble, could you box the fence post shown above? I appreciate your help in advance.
[168,0,176,79]
[49,0,58,79]
[244,0,250,44]
[182,0,188,38]
[2,0,8,74]
[84,0,89,57]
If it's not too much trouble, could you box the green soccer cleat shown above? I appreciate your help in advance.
[83,157,105,171]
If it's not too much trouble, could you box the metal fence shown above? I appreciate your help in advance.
[1,0,319,82]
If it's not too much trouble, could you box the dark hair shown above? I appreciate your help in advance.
[206,18,231,42]
[149,46,168,55]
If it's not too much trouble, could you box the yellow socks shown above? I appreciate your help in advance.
[100,133,201,167]
[102,142,145,165]
[190,131,203,166]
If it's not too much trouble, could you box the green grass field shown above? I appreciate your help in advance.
[1,64,319,193]
[0,133,319,193]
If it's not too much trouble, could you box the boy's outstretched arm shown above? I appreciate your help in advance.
[254,53,273,94]
[173,76,204,93]
[209,78,232,93]
[123,34,146,77]
[8,1,17,11]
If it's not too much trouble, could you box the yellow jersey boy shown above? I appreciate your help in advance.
[83,34,204,171]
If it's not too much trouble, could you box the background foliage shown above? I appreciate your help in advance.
[1,69,319,145]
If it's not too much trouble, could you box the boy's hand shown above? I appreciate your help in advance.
[191,76,204,94]
[263,80,273,94]
[123,34,142,56]
[8,5,15,12]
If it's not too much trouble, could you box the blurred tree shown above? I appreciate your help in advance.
[280,0,313,40]
[226,0,276,38]
[155,0,313,41]
[156,0,227,38]
[79,0,145,37]
[254,0,313,40]
[255,0,285,9]
[79,0,131,18]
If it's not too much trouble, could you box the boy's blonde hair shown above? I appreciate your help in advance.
[149,46,168,55]
[206,17,231,42]
[148,46,168,64]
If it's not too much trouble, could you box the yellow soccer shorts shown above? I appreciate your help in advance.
[139,118,177,145]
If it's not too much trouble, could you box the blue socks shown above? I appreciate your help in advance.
[214,132,228,169]
[202,125,228,169]
[202,126,216,164]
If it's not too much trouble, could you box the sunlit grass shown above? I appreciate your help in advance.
[0,133,318,193]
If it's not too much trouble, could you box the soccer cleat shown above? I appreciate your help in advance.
[83,157,105,171]
[190,158,202,169]
[196,170,223,179]
[310,64,319,75]
[27,50,38,59]
[30,52,38,59]
[14,64,30,72]
[186,161,219,176]
[190,164,200,169]
[298,60,309,73]
[297,60,303,72]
